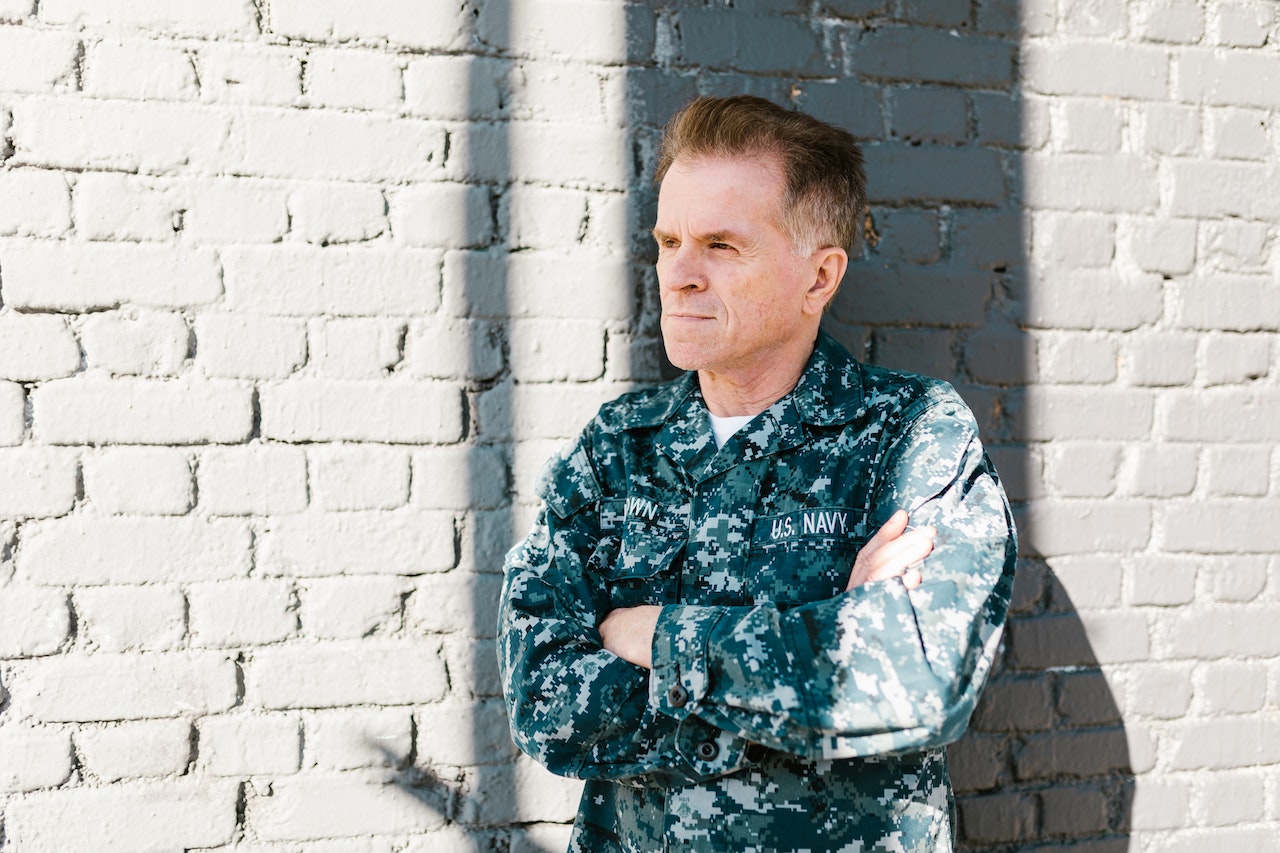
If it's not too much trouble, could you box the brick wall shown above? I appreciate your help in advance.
[0,1,1276,851]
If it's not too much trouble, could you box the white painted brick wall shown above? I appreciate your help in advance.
[0,1,1276,850]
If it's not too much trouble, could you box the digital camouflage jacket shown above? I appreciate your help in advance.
[499,331,1017,852]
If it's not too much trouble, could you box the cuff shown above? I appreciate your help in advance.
[650,604,725,719]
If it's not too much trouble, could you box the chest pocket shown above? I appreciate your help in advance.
[593,497,689,609]
[746,506,869,608]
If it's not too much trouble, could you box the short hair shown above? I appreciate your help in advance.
[655,95,867,255]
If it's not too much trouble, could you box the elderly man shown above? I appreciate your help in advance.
[499,95,1016,852]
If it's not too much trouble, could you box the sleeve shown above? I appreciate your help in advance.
[497,437,762,784]
[648,396,1017,760]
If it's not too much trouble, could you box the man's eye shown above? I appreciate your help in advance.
[710,242,732,250]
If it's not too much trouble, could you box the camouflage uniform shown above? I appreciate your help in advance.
[499,331,1017,852]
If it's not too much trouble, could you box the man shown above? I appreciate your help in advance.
[499,95,1016,852]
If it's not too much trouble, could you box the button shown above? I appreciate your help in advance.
[667,685,689,708]
[695,740,719,761]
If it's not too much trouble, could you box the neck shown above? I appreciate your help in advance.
[698,336,817,417]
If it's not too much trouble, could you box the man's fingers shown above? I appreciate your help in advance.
[861,509,910,555]
[862,531,934,582]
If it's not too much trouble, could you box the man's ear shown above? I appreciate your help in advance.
[803,247,848,315]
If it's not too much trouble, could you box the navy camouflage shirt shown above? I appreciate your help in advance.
[499,331,1017,852]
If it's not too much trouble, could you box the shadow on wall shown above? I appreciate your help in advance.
[625,3,1135,851]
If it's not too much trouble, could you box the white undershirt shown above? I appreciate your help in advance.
[709,412,755,448]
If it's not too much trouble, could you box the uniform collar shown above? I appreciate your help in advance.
[624,330,866,480]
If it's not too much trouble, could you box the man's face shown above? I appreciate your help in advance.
[653,155,820,378]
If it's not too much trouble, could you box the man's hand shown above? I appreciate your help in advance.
[599,605,662,669]
[848,509,933,591]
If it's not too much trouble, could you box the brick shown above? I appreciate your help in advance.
[868,208,942,265]
[951,210,1024,272]
[1177,50,1280,108]
[310,318,404,378]
[1200,773,1265,825]
[1015,727,1131,780]
[1024,154,1160,212]
[72,172,179,242]
[0,168,71,236]
[406,316,505,382]
[1008,613,1097,670]
[183,178,290,243]
[1178,275,1280,331]
[222,246,440,316]
[299,575,406,639]
[6,780,238,852]
[1130,777,1191,830]
[19,517,250,585]
[1205,445,1270,496]
[1122,444,1197,497]
[303,48,401,111]
[956,792,1036,844]
[416,698,516,767]
[77,719,191,782]
[13,98,233,174]
[1047,556,1124,609]
[1017,499,1153,558]
[499,185,588,251]
[1165,606,1280,657]
[799,79,883,140]
[83,446,193,515]
[1200,662,1268,714]
[507,59,607,125]
[1025,270,1163,331]
[832,265,989,328]
[0,446,76,519]
[866,144,1005,205]
[1211,555,1269,603]
[450,121,629,190]
[1041,783,1109,836]
[1170,159,1280,219]
[0,584,70,657]
[0,728,72,792]
[1164,390,1280,441]
[1024,41,1168,98]
[1010,387,1152,440]
[249,776,444,841]
[459,754,582,826]
[17,652,237,722]
[408,570,504,639]
[75,585,186,652]
[81,310,189,376]
[1139,102,1202,155]
[272,0,469,49]
[508,318,605,382]
[312,445,410,511]
[199,444,308,516]
[257,511,457,576]
[480,379,628,442]
[200,713,301,776]
[1055,98,1123,153]
[969,677,1053,732]
[1164,500,1280,552]
[83,37,198,100]
[1127,217,1197,275]
[947,733,1008,792]
[195,313,307,380]
[969,90,1023,149]
[1163,828,1280,853]
[874,329,956,380]
[444,634,501,698]
[391,182,493,249]
[40,0,256,35]
[403,55,504,121]
[1200,335,1271,385]
[1126,333,1197,386]
[236,108,445,182]
[1170,717,1280,769]
[456,508,518,576]
[305,708,412,770]
[2,242,220,311]
[676,11,828,74]
[33,377,252,444]
[247,640,447,709]
[196,43,300,106]
[1032,212,1115,268]
[1126,664,1192,719]
[1137,0,1206,42]
[1208,108,1272,160]
[1217,3,1276,47]
[260,380,462,444]
[1126,555,1198,606]
[188,579,296,648]
[288,184,386,246]
[443,250,633,321]
[851,26,1012,86]
[1203,220,1271,270]
[1048,443,1119,498]
[986,445,1045,504]
[0,24,77,93]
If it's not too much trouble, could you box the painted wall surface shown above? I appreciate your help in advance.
[0,1,1277,850]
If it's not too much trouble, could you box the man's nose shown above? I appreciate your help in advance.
[659,246,706,292]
